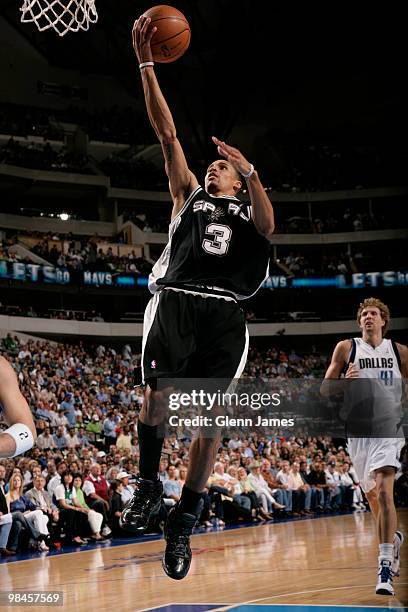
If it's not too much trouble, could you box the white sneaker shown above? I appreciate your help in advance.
[38,540,49,552]
[101,526,112,537]
[376,560,394,595]
[392,531,404,577]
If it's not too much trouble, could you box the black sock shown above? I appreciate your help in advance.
[179,485,203,516]
[137,420,164,481]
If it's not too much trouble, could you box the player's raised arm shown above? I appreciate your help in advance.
[212,136,275,239]
[320,339,356,397]
[0,356,37,458]
[132,16,198,218]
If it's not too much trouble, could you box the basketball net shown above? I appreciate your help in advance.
[20,0,98,36]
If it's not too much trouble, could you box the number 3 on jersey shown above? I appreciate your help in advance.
[202,223,232,256]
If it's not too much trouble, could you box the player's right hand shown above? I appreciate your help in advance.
[132,16,157,64]
[345,364,359,379]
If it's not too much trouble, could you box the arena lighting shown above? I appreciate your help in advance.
[59,213,70,221]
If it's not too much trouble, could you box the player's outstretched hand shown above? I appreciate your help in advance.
[345,364,359,379]
[132,16,157,64]
[212,136,253,178]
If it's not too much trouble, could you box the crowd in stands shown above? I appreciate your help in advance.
[1,234,153,277]
[269,142,406,192]
[277,210,376,234]
[100,153,165,190]
[1,104,407,193]
[277,251,353,277]
[121,210,169,233]
[0,103,155,146]
[0,138,94,175]
[0,335,406,557]
[40,239,152,276]
[124,202,406,236]
[0,104,62,140]
[276,240,406,277]
[0,304,105,322]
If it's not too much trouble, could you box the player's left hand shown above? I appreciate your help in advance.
[212,136,253,178]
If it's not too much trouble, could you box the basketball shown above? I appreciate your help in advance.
[143,5,191,63]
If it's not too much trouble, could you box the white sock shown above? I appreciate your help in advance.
[379,543,394,564]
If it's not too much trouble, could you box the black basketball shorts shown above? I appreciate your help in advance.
[142,288,248,384]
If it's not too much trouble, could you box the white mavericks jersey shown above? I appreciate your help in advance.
[345,337,403,436]
[352,337,401,382]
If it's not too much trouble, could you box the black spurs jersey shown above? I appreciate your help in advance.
[148,186,271,299]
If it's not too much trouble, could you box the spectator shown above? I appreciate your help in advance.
[60,393,76,428]
[116,471,134,505]
[76,427,90,448]
[116,425,132,452]
[36,427,56,451]
[66,428,80,450]
[6,472,50,551]
[53,425,68,451]
[54,471,88,545]
[163,465,182,506]
[247,462,285,514]
[108,481,125,536]
[0,473,14,556]
[307,460,328,511]
[47,460,67,499]
[103,412,117,451]
[72,474,103,541]
[25,475,59,544]
[288,461,313,514]
[83,464,111,537]
[275,460,296,515]
[325,462,342,511]
[236,466,272,520]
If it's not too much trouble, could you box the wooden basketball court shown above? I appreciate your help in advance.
[1,510,407,611]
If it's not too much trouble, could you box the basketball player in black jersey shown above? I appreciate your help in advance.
[120,16,275,580]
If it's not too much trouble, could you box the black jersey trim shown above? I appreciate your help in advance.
[391,339,402,372]
[342,338,356,375]
[349,338,357,364]
[170,185,202,225]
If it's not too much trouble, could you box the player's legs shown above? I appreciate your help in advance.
[121,290,197,533]
[376,467,397,543]
[163,295,248,580]
[119,385,171,532]
[162,433,221,580]
[375,467,398,595]
[185,435,221,493]
[365,487,379,520]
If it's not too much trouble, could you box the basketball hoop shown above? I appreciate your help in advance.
[20,0,98,36]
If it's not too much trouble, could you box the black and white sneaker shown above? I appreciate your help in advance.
[392,531,404,577]
[162,505,197,580]
[119,477,163,533]
[376,560,394,595]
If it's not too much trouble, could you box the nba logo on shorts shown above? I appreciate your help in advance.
[151,360,157,369]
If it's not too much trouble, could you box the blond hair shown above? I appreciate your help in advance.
[6,472,24,504]
[356,297,390,336]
